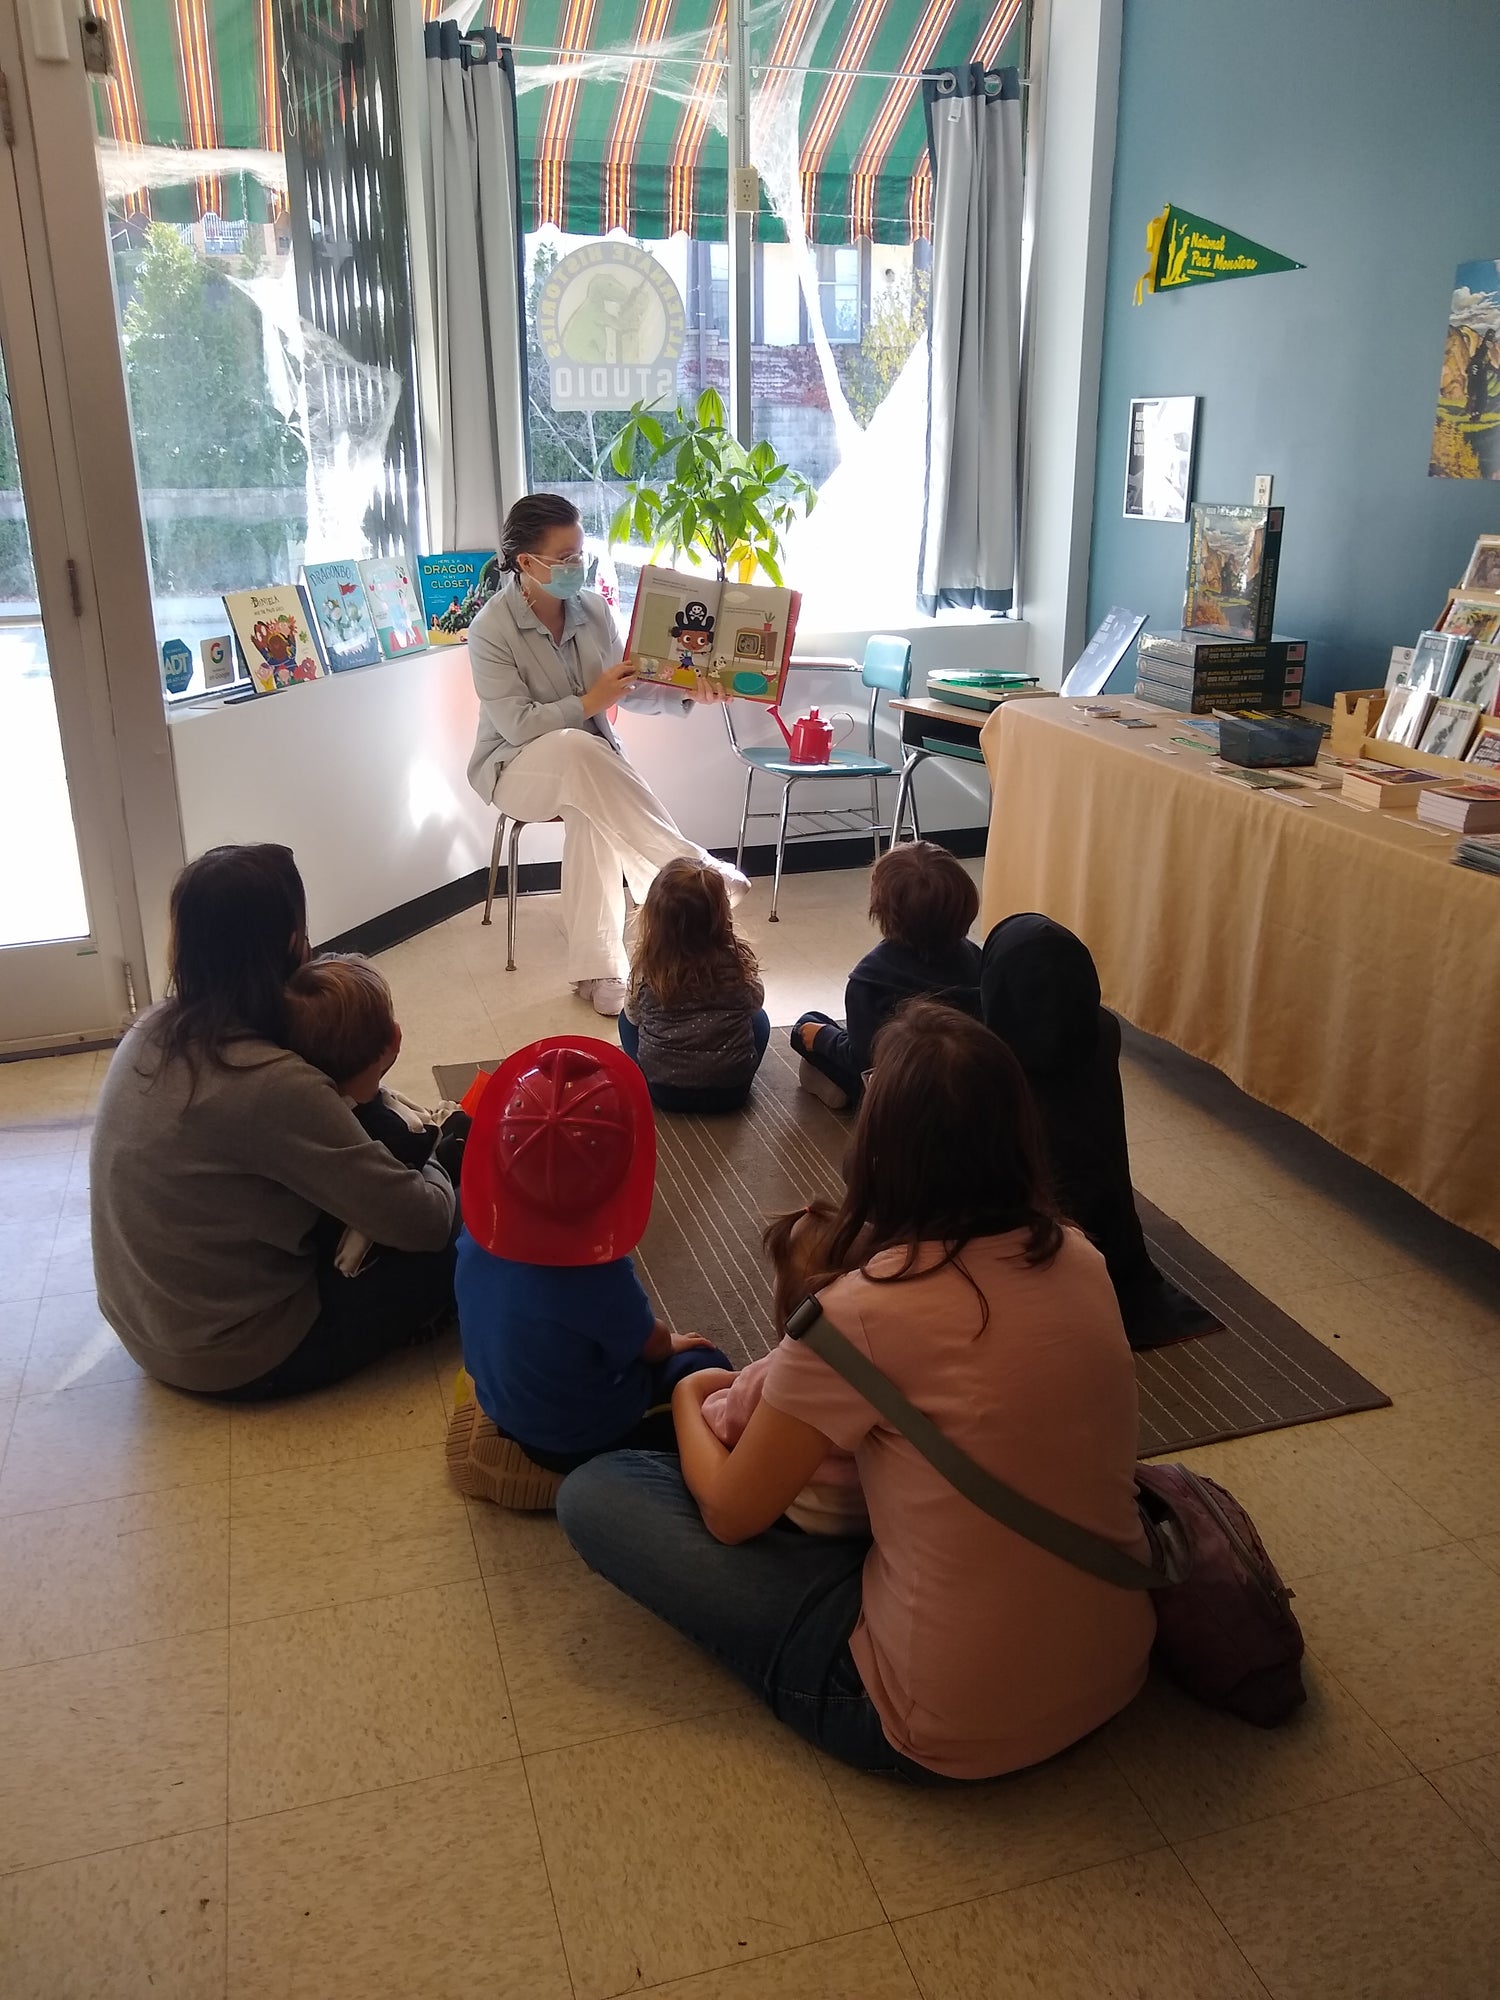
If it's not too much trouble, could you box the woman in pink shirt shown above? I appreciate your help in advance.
[556,1002,1155,1781]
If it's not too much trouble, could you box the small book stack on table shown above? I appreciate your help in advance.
[1417,781,1500,834]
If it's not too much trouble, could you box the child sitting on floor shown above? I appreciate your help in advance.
[792,840,982,1109]
[619,857,770,1113]
[699,1199,869,1536]
[445,1035,736,1510]
[283,953,467,1274]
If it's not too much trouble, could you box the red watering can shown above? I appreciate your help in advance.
[787,708,834,764]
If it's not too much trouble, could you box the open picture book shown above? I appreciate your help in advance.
[622,564,801,704]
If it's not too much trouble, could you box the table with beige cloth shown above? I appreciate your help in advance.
[979,696,1500,1249]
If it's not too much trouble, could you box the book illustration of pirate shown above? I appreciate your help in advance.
[670,600,716,675]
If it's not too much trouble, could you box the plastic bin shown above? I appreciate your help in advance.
[1215,711,1324,769]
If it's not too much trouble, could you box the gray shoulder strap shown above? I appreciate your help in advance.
[786,1298,1162,1592]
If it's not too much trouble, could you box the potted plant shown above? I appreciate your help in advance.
[604,387,816,585]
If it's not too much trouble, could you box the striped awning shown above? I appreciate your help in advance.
[91,0,284,220]
[494,0,1026,243]
[94,1,1023,242]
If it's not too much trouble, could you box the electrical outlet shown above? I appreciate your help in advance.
[1253,474,1273,507]
[731,166,761,212]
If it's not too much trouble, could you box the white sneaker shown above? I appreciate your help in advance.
[797,1057,850,1110]
[708,859,752,908]
[572,977,626,1017]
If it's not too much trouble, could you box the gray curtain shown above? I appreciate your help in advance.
[918,65,1023,616]
[424,24,528,549]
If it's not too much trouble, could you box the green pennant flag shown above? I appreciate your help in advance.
[1135,204,1303,303]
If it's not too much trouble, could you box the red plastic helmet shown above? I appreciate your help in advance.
[461,1036,655,1266]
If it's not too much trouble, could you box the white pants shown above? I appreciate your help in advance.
[493,728,704,982]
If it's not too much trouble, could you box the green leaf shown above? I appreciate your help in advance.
[758,548,783,587]
[608,501,632,546]
[696,385,726,431]
[609,420,636,478]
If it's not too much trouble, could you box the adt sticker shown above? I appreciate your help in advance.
[160,638,193,695]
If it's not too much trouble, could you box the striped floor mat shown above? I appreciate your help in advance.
[436,1043,1389,1456]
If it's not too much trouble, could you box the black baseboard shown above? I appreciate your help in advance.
[317,824,986,959]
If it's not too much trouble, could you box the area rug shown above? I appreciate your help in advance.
[435,1043,1390,1457]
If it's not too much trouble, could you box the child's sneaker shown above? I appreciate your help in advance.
[445,1370,563,1510]
[797,1057,850,1110]
[573,977,626,1017]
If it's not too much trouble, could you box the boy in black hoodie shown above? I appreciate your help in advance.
[792,841,982,1109]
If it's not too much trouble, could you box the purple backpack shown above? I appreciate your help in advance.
[788,1300,1306,1727]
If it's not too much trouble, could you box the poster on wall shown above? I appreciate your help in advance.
[1430,260,1500,480]
[1123,395,1198,521]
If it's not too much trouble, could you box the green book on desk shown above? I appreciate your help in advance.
[926,669,1041,712]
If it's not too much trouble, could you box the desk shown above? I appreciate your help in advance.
[979,696,1500,1248]
[890,692,1053,843]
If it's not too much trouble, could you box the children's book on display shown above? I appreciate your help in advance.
[222,585,327,695]
[417,551,501,645]
[358,557,428,658]
[1182,503,1283,643]
[623,565,800,703]
[1437,588,1500,646]
[1451,643,1500,712]
[1416,698,1483,762]
[1406,628,1470,697]
[302,561,383,671]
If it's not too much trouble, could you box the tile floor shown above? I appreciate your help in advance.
[1,865,1499,1998]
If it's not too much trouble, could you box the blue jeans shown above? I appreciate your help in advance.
[618,1008,771,1113]
[556,1450,952,1780]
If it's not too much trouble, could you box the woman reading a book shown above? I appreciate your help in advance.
[556,1003,1154,1780]
[88,845,459,1398]
[466,494,749,1018]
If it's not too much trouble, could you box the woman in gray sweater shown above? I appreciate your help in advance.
[90,845,457,1398]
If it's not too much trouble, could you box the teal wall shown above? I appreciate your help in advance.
[1086,0,1500,702]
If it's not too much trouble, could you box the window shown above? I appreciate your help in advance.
[0,343,88,944]
[512,1,1027,628]
[706,244,731,341]
[89,0,421,697]
[818,245,862,344]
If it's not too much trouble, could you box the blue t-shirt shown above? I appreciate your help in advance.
[455,1230,658,1454]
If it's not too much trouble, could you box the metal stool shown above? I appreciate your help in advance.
[480,814,561,971]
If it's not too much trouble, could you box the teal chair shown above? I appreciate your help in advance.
[723,634,919,921]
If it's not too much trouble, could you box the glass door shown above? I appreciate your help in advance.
[0,102,135,1051]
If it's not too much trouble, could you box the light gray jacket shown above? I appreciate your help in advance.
[90,1013,456,1392]
[465,576,688,802]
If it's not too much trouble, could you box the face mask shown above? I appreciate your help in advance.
[526,556,586,600]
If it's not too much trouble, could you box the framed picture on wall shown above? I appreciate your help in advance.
[1123,395,1199,522]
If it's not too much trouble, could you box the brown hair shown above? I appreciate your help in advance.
[867,840,979,958]
[499,492,582,574]
[150,844,307,1084]
[807,999,1063,1329]
[763,1199,870,1333]
[628,858,759,1011]
[284,954,397,1084]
